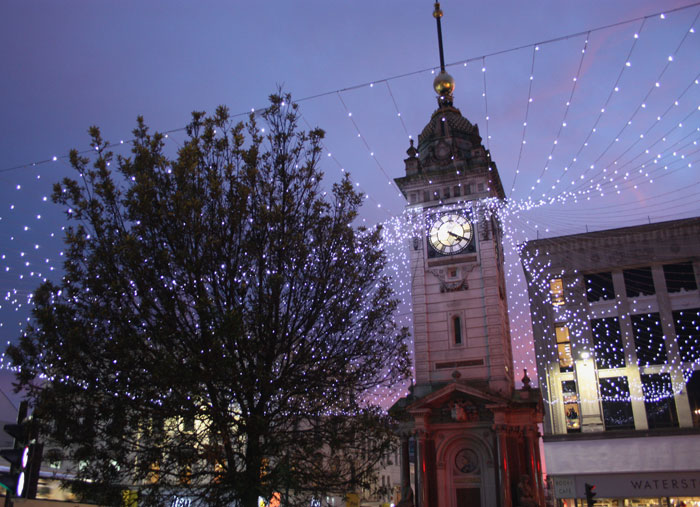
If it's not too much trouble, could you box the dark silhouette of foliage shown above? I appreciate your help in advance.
[8,92,410,507]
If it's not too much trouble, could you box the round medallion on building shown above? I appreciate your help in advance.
[454,448,480,474]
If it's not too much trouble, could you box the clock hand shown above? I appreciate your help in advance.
[448,230,469,241]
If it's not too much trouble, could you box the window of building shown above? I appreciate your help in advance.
[462,183,471,194]
[584,272,615,302]
[623,267,655,297]
[477,183,485,192]
[641,373,678,429]
[443,187,451,199]
[423,190,430,202]
[599,376,635,430]
[549,278,565,306]
[591,317,625,369]
[664,261,697,293]
[453,185,461,198]
[45,449,63,470]
[686,370,700,428]
[562,381,581,432]
[631,313,668,366]
[555,325,573,372]
[409,192,418,204]
[453,316,462,345]
[673,308,700,363]
[182,414,195,433]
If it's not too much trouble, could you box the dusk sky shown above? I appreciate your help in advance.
[1,1,699,405]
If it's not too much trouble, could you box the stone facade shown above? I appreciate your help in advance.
[522,218,700,504]
[395,103,513,398]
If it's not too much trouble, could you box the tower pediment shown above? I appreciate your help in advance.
[408,381,505,411]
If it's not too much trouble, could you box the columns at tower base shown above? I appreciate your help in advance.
[391,381,544,507]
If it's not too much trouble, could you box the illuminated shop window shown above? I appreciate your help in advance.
[45,448,63,470]
[641,373,678,429]
[631,313,667,366]
[663,261,697,293]
[562,381,581,433]
[549,278,565,306]
[673,308,700,363]
[599,376,635,431]
[687,371,700,428]
[584,272,615,302]
[591,317,625,369]
[179,465,192,485]
[623,267,655,297]
[555,325,573,372]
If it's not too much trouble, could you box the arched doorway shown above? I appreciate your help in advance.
[438,434,496,507]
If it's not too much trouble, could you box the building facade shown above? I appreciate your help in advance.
[522,217,700,506]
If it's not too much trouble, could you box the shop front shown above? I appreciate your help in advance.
[543,433,700,507]
[550,471,700,506]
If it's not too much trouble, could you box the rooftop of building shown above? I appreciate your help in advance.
[521,216,700,252]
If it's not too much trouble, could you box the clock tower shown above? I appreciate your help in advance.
[396,79,513,398]
[395,18,513,400]
[391,4,544,507]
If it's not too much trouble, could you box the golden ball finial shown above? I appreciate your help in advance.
[433,2,443,18]
[433,71,455,96]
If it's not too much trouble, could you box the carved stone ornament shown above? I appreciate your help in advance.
[449,400,479,422]
[454,448,480,474]
[428,264,475,293]
[435,140,451,161]
[478,214,491,241]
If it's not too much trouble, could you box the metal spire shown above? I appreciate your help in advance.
[432,2,455,105]
[434,2,446,73]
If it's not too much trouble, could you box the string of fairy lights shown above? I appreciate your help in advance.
[519,241,700,404]
[524,33,593,199]
[558,12,700,198]
[1,4,700,410]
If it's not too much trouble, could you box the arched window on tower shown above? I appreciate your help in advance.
[453,315,462,345]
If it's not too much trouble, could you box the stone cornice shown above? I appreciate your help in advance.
[522,217,700,257]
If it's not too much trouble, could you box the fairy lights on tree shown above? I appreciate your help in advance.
[6,93,411,506]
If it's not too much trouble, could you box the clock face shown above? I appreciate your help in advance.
[428,213,473,255]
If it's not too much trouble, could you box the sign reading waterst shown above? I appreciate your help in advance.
[551,472,700,498]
